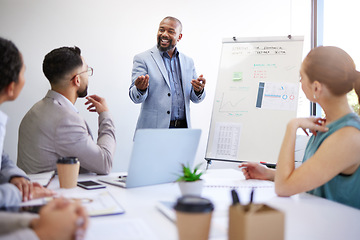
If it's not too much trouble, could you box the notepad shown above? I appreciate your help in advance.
[27,170,56,187]
[87,218,158,240]
[18,189,125,217]
[156,201,176,222]
[83,191,125,217]
[202,169,274,188]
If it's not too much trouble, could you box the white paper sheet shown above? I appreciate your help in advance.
[86,218,159,240]
[211,122,242,159]
[257,81,299,111]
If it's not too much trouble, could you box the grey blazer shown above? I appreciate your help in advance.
[17,90,116,174]
[129,46,206,131]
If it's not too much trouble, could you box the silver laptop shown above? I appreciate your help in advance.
[99,128,201,188]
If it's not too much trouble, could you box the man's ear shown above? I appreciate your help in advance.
[177,33,183,42]
[72,75,81,87]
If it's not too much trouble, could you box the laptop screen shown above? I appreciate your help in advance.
[125,128,201,188]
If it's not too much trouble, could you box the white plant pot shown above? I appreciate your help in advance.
[178,180,204,196]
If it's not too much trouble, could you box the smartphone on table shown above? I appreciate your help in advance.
[77,180,106,190]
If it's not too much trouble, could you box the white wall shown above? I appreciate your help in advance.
[0,0,309,172]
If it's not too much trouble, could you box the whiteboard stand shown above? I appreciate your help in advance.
[205,36,304,165]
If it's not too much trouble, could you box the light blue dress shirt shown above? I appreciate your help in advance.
[161,48,186,121]
[0,110,8,154]
[0,110,27,207]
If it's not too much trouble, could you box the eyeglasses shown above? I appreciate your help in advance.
[70,67,93,80]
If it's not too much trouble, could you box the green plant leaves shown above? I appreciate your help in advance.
[176,163,204,182]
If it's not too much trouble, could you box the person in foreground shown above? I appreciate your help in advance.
[0,197,88,240]
[129,16,206,131]
[0,37,88,240]
[0,37,54,207]
[17,46,116,174]
[240,46,360,209]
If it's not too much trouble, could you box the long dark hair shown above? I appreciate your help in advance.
[0,37,22,92]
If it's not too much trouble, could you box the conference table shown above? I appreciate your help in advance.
[43,168,360,240]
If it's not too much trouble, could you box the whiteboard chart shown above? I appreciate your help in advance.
[206,36,304,164]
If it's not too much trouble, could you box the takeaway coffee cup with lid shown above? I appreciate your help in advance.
[174,195,214,240]
[56,157,80,188]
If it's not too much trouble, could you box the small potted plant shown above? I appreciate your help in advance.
[176,163,204,196]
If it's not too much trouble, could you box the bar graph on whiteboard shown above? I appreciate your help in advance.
[256,81,299,111]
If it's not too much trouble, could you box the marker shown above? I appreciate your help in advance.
[260,162,276,169]
[249,188,254,203]
[244,188,254,211]
[231,189,240,205]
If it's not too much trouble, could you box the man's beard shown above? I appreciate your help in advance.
[77,86,88,98]
[157,36,175,52]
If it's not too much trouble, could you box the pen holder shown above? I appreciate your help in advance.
[229,203,285,240]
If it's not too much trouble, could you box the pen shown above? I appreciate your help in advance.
[44,171,56,188]
[242,188,255,212]
[260,162,277,169]
[249,188,254,203]
[44,197,93,204]
[231,189,240,205]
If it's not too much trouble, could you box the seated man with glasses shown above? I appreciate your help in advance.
[17,46,116,175]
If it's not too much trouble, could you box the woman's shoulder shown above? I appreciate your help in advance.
[346,113,360,129]
[320,114,360,153]
[329,123,360,157]
[328,113,360,132]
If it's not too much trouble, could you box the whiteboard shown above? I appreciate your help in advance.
[205,36,304,164]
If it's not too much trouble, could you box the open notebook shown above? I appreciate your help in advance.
[27,170,56,187]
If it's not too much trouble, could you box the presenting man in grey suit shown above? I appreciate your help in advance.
[17,46,115,174]
[129,16,206,131]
